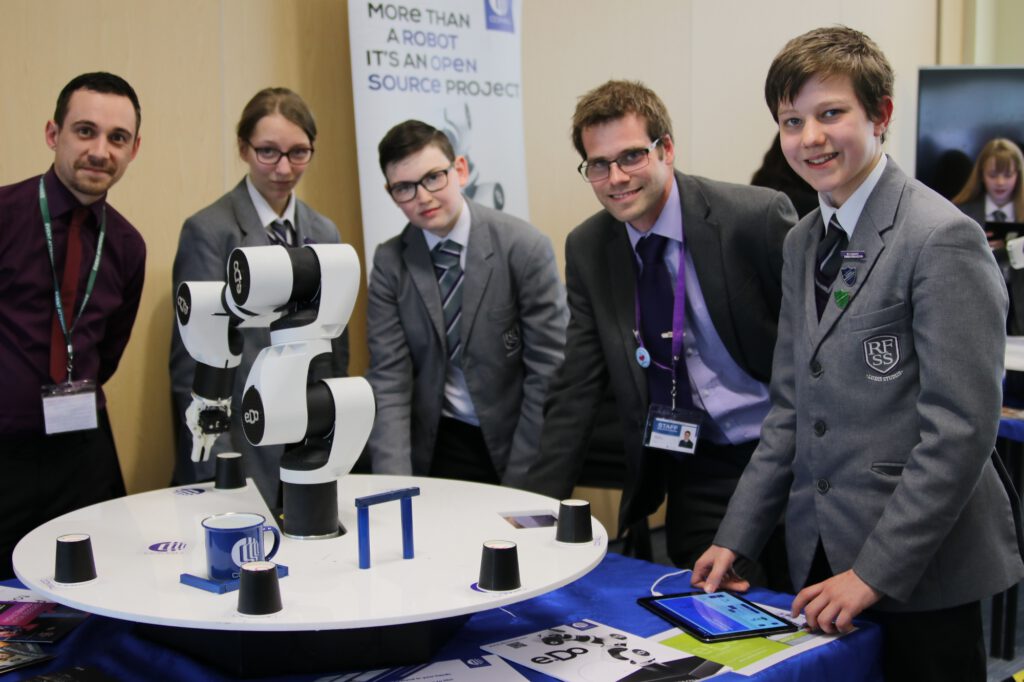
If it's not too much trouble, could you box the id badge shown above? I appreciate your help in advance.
[41,380,98,435]
[643,404,703,455]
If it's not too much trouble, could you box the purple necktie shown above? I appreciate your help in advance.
[635,235,691,408]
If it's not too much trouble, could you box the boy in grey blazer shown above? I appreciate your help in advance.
[365,120,566,485]
[694,27,1024,681]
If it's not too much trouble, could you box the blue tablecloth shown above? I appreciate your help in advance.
[1000,417,1024,443]
[1,552,881,681]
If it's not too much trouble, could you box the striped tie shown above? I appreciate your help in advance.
[431,240,464,363]
[815,214,848,319]
[268,219,295,247]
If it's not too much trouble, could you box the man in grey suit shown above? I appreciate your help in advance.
[366,120,566,486]
[169,88,348,507]
[524,81,796,587]
[694,27,1024,682]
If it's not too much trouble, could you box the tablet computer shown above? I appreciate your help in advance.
[637,591,798,642]
[985,220,1024,242]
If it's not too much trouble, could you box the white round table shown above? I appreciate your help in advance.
[13,474,606,665]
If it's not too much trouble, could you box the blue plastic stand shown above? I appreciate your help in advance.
[179,564,289,594]
[355,487,420,569]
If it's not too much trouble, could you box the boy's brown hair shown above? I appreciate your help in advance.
[765,26,893,141]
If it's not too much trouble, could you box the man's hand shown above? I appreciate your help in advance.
[791,569,882,634]
[691,545,750,593]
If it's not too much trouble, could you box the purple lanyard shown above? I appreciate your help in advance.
[632,228,687,408]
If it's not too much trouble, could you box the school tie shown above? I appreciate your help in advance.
[431,240,464,364]
[993,209,1008,223]
[268,219,295,247]
[635,235,691,408]
[49,207,88,383]
[815,214,848,320]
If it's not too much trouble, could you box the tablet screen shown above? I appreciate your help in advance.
[638,591,797,642]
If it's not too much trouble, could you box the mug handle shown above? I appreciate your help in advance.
[262,525,281,561]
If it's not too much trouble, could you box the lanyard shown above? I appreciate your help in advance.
[633,225,687,409]
[38,176,106,382]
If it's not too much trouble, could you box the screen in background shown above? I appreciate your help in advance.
[916,66,1024,199]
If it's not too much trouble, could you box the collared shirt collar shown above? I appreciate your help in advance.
[818,154,887,239]
[422,197,471,252]
[625,177,681,250]
[246,175,297,229]
[985,194,1016,222]
[44,166,105,224]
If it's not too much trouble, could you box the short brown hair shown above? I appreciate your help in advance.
[765,26,893,141]
[236,87,316,144]
[571,80,673,159]
[377,119,455,176]
[56,72,141,133]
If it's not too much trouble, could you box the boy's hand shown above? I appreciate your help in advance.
[791,569,882,634]
[691,545,750,593]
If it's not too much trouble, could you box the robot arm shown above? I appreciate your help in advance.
[233,244,372,484]
[174,281,243,462]
[176,243,374,537]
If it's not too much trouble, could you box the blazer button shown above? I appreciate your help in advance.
[816,478,830,494]
[813,421,826,436]
[810,360,823,377]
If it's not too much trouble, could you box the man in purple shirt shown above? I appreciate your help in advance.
[0,72,145,579]
[524,81,795,588]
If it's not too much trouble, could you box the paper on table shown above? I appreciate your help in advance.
[483,619,726,681]
[322,654,527,681]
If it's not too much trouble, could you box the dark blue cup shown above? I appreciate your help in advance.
[202,512,280,581]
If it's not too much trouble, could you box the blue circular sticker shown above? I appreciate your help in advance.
[635,346,651,368]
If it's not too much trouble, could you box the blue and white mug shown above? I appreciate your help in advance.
[202,512,280,581]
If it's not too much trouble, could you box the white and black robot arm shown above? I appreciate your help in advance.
[174,281,242,462]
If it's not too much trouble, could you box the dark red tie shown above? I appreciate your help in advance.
[49,207,88,383]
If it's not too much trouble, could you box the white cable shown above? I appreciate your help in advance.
[649,568,692,596]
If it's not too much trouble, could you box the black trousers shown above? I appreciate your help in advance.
[429,417,499,484]
[663,439,791,592]
[806,541,986,682]
[0,410,126,580]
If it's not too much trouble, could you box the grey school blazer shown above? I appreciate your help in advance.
[716,159,1024,611]
[169,179,348,505]
[365,200,567,486]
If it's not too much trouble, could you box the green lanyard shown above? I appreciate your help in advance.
[38,176,106,382]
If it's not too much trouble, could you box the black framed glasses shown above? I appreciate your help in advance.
[578,138,663,182]
[247,142,315,166]
[387,166,453,203]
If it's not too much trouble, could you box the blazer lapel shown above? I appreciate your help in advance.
[809,161,903,352]
[231,179,272,247]
[461,206,492,345]
[402,226,446,343]
[605,223,647,403]
[293,200,314,245]
[679,172,741,358]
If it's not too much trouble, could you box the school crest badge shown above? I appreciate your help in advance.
[863,334,899,374]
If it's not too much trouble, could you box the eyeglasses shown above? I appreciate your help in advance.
[387,166,453,203]
[577,138,663,182]
[247,142,315,166]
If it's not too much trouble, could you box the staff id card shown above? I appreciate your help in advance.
[41,380,98,434]
[643,404,703,455]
